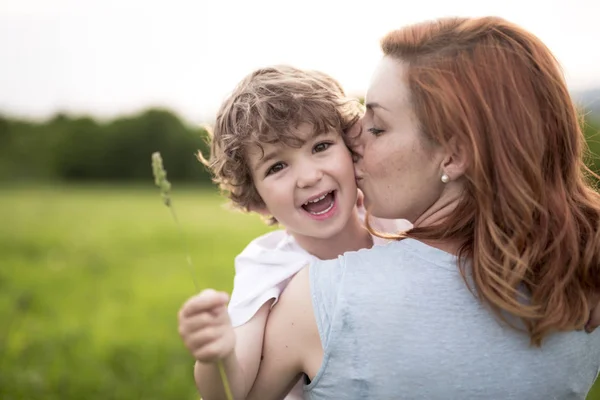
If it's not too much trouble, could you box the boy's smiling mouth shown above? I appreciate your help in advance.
[301,190,337,217]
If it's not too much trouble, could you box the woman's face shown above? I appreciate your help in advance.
[352,56,448,222]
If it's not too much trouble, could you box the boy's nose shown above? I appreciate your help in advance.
[296,166,323,188]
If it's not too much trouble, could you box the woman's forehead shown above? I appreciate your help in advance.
[366,56,410,113]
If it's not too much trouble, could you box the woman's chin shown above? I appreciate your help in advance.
[365,204,387,219]
[362,198,399,220]
[368,205,403,221]
[371,211,392,220]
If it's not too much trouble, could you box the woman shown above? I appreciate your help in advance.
[183,16,600,399]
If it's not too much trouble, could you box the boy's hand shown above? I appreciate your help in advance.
[356,189,365,209]
[586,293,600,333]
[178,289,236,363]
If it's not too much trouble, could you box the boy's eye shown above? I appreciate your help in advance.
[368,128,384,136]
[266,162,285,176]
[313,142,332,153]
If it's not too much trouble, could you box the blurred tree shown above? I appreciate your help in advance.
[0,107,597,184]
[0,108,212,183]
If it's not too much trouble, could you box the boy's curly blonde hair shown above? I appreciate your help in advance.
[199,65,363,224]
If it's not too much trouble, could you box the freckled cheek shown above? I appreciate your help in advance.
[363,141,390,176]
[366,153,390,180]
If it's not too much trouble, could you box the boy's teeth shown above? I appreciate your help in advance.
[301,191,335,216]
[304,192,329,206]
[309,201,334,215]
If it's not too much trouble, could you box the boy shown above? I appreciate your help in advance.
[178,65,409,399]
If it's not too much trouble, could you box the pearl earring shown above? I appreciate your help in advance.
[441,173,450,183]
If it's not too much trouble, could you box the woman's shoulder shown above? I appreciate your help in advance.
[351,238,457,268]
[308,239,400,279]
[308,239,458,308]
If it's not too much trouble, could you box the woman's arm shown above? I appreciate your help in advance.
[246,267,323,400]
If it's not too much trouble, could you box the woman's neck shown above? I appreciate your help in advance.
[413,185,463,227]
[412,187,464,255]
[293,209,373,260]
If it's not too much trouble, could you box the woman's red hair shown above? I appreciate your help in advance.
[378,16,600,346]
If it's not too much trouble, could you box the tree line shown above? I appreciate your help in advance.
[1,107,599,184]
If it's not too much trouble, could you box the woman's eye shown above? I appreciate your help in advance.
[313,142,332,153]
[266,162,285,176]
[368,128,384,136]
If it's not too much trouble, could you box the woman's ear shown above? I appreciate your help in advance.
[440,137,469,180]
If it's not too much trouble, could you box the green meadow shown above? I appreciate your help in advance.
[0,185,598,399]
[0,185,273,399]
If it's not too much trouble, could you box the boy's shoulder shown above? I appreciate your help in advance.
[239,229,293,252]
[229,229,316,327]
[234,229,314,270]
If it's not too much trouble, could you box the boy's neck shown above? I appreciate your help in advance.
[291,209,373,260]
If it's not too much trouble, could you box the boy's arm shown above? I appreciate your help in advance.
[193,301,272,400]
[247,267,322,400]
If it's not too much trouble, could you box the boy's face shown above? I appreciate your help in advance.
[247,123,358,241]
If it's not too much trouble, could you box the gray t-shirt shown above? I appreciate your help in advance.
[306,238,600,399]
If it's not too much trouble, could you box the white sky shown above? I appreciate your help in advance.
[0,0,599,124]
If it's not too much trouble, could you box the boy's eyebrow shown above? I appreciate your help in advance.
[254,150,279,169]
[252,128,327,170]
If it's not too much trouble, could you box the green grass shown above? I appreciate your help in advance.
[0,185,598,399]
[0,184,273,399]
